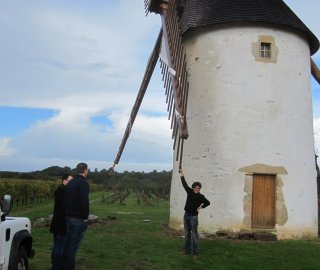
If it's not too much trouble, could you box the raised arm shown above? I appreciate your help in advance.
[179,168,191,192]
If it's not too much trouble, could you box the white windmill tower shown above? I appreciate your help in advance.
[112,0,320,239]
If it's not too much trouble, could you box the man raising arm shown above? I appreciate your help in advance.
[179,168,210,258]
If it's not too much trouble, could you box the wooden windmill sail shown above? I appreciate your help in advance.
[111,0,189,172]
[311,58,320,84]
[111,0,320,173]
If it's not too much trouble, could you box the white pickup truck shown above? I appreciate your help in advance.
[0,195,34,270]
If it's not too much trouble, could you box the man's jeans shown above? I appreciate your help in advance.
[64,217,88,270]
[184,212,199,255]
[51,234,67,270]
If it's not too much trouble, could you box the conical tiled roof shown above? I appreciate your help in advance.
[180,0,319,55]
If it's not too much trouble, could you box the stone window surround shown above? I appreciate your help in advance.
[252,35,278,63]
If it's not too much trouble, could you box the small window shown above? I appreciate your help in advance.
[260,42,271,58]
[252,36,277,63]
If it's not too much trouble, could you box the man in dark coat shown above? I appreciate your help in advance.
[179,168,210,258]
[63,162,89,270]
[50,173,72,270]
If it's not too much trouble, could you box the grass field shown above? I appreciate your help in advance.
[11,192,320,270]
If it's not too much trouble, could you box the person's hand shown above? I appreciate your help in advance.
[197,203,204,213]
[179,168,184,176]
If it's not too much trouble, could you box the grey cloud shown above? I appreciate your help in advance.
[32,57,70,71]
[31,57,116,75]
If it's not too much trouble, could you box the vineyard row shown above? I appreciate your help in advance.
[0,179,101,208]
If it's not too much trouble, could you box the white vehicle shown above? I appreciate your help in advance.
[0,195,34,270]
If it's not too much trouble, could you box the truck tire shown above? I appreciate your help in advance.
[14,246,29,270]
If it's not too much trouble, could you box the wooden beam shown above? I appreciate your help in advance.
[110,28,163,172]
[311,57,320,85]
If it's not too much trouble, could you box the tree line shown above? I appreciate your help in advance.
[0,166,172,195]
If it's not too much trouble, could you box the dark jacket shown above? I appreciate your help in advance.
[64,174,89,220]
[181,176,210,216]
[50,184,67,235]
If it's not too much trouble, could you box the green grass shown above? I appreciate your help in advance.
[11,192,320,270]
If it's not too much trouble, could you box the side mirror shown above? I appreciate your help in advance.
[1,195,12,221]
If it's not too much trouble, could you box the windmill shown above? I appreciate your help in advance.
[112,0,320,239]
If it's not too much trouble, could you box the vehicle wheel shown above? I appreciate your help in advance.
[15,246,29,270]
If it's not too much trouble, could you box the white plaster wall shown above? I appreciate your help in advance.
[169,25,318,238]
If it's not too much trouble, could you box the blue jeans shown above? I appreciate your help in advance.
[51,234,67,270]
[184,212,199,255]
[64,217,88,270]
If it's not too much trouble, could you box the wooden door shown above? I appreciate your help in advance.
[251,174,275,228]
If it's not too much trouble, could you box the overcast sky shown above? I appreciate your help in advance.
[0,0,319,172]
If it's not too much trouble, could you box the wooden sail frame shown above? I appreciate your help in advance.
[311,58,320,85]
[110,0,190,172]
[157,0,189,168]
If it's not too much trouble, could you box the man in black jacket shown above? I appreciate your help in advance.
[63,162,89,270]
[50,173,72,270]
[179,168,210,258]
